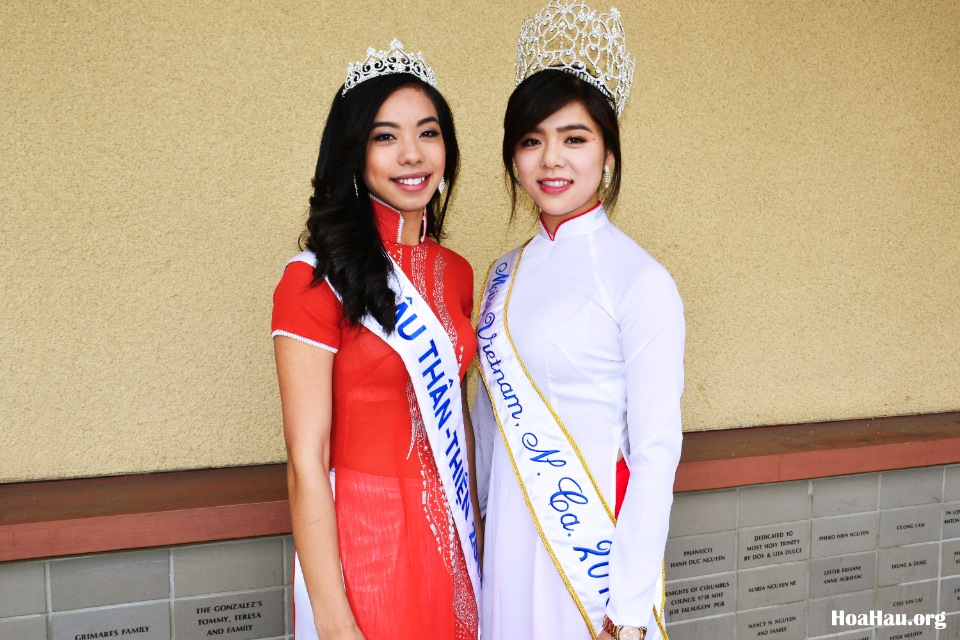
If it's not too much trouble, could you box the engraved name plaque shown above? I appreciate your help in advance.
[664,573,735,622]
[879,504,941,548]
[875,581,939,620]
[943,539,960,578]
[665,531,736,580]
[173,589,284,640]
[942,576,960,615]
[811,512,877,558]
[736,601,805,640]
[738,561,807,610]
[878,543,939,586]
[738,522,809,569]
[810,551,876,597]
[944,502,960,540]
[52,603,169,640]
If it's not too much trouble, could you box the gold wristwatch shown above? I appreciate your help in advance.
[602,615,647,640]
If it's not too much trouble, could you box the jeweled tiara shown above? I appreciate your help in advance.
[342,39,438,96]
[516,0,635,117]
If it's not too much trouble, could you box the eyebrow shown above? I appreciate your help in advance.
[371,116,440,129]
[558,123,593,133]
[528,123,595,134]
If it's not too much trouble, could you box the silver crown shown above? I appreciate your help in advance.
[516,0,635,117]
[342,39,438,96]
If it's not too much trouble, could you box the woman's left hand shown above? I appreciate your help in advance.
[598,631,614,640]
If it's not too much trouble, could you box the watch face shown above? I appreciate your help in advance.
[619,628,643,640]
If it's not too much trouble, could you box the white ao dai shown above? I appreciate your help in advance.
[474,205,684,639]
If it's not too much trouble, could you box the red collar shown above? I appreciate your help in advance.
[371,196,426,245]
[538,202,604,241]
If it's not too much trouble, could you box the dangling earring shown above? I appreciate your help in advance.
[438,176,445,195]
[353,175,359,198]
[603,165,612,188]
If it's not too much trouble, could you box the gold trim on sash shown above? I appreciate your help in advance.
[656,562,669,639]
[478,370,597,636]
[502,245,617,525]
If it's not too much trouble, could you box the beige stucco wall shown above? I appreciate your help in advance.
[2,1,958,482]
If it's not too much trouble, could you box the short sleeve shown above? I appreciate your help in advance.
[271,260,342,353]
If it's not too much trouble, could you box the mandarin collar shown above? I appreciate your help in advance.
[371,196,427,245]
[537,202,607,242]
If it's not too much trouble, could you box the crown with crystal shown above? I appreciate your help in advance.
[342,39,438,96]
[516,0,635,117]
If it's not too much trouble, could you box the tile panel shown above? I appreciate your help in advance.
[876,625,935,640]
[811,631,875,640]
[665,531,736,580]
[875,581,939,621]
[735,601,806,640]
[173,538,284,598]
[879,505,942,548]
[738,521,810,569]
[943,502,960,540]
[942,576,960,615]
[940,538,960,578]
[938,613,960,640]
[813,473,879,517]
[50,602,169,640]
[173,588,285,640]
[665,613,735,640]
[812,512,879,558]
[736,561,808,610]
[664,573,735,622]
[668,489,738,537]
[739,482,810,528]
[808,591,875,638]
[945,465,960,503]
[0,615,47,640]
[879,468,943,509]
[49,550,169,611]
[0,561,46,617]
[809,551,876,597]
[877,543,940,586]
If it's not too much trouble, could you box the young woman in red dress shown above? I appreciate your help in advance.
[272,41,480,640]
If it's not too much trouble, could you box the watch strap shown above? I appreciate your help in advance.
[602,615,647,640]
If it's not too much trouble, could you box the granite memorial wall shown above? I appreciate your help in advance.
[1,464,958,640]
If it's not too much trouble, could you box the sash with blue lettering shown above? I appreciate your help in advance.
[288,251,480,639]
[475,247,666,639]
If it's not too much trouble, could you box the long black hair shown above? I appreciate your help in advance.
[502,70,622,218]
[301,73,459,333]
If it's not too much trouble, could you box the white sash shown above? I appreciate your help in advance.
[289,251,480,638]
[476,247,666,639]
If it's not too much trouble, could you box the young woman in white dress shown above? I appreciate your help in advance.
[473,2,684,639]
